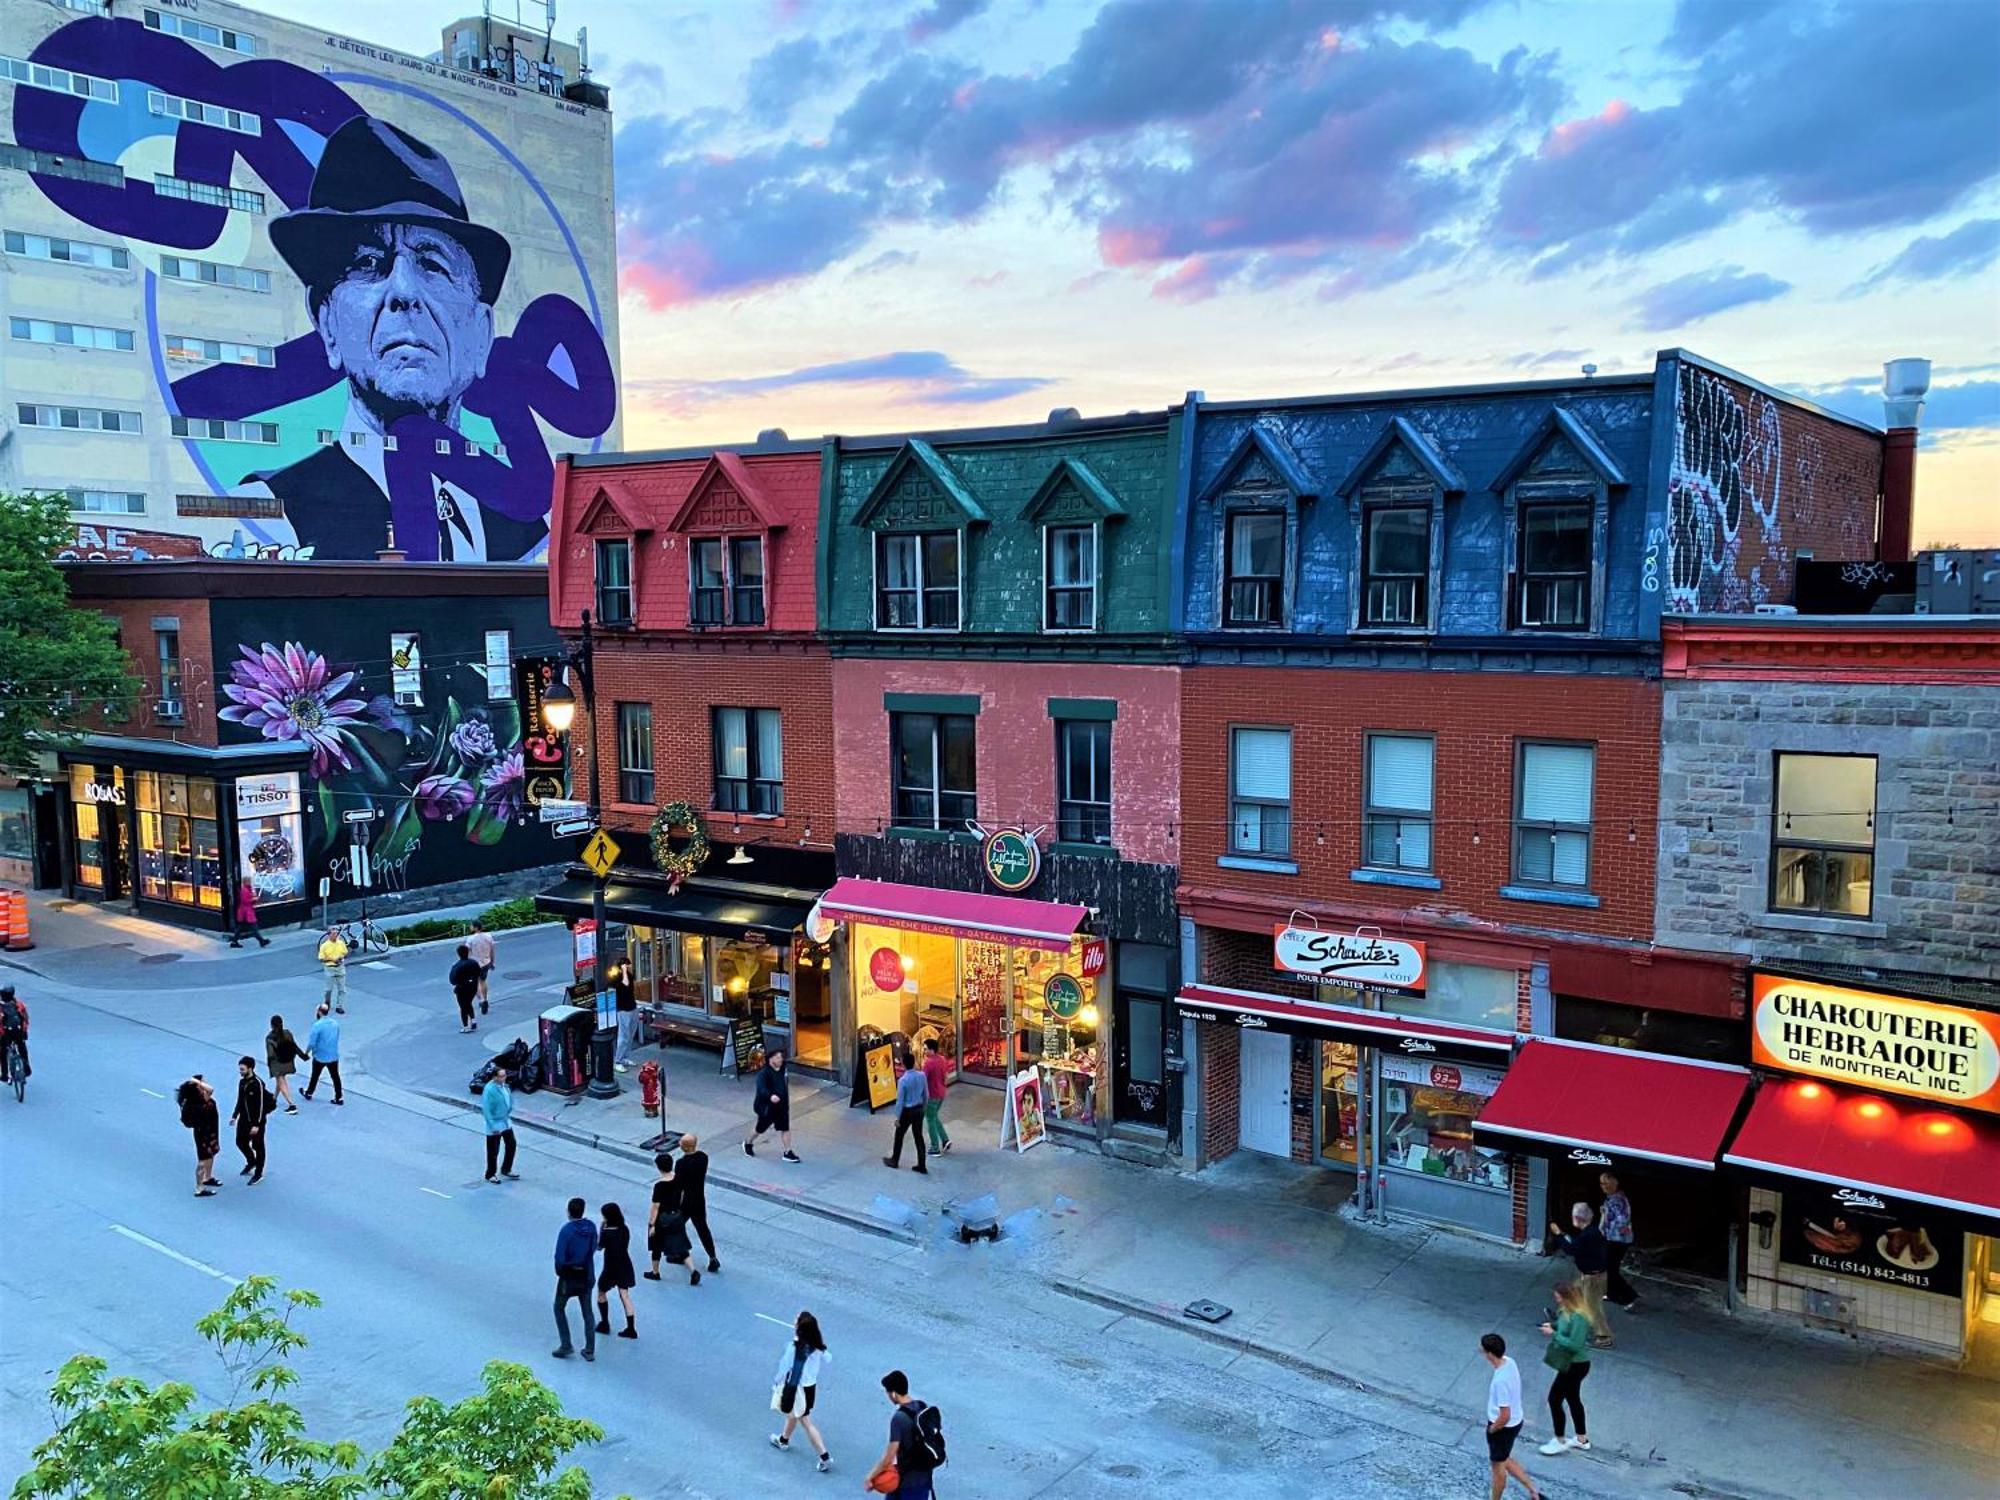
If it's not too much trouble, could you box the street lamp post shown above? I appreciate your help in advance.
[542,610,618,1099]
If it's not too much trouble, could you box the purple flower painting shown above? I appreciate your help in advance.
[449,718,499,764]
[479,747,525,824]
[413,774,476,821]
[219,642,369,777]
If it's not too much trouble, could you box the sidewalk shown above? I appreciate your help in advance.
[361,980,2000,1500]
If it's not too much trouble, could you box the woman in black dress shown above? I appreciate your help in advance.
[178,1075,222,1197]
[594,1202,639,1339]
[643,1151,702,1286]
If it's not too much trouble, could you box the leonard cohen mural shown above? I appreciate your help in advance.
[8,13,617,560]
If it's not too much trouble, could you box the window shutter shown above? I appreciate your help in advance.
[1368,736,1433,813]
[1521,743,1593,823]
[1232,729,1291,800]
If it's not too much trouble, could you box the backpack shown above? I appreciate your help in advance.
[0,998,23,1035]
[898,1400,947,1472]
[262,1082,279,1116]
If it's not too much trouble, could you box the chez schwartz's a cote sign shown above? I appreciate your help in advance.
[1751,973,2000,1116]
[1274,921,1426,991]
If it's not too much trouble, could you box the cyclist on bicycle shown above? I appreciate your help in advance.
[317,927,350,1014]
[0,984,30,1083]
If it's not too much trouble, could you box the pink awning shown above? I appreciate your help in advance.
[820,877,1087,952]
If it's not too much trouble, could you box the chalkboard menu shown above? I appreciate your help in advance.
[729,1016,763,1077]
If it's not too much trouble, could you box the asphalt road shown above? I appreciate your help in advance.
[0,966,1633,1499]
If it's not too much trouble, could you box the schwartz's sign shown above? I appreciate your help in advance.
[1751,973,2000,1116]
[1274,921,1426,991]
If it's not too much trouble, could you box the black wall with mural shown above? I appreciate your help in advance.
[208,591,562,903]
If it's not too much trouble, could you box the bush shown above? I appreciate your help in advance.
[384,895,553,947]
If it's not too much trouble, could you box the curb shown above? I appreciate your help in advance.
[404,1084,919,1247]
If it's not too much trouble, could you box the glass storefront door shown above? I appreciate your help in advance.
[1319,1040,1362,1168]
[1113,992,1167,1128]
[958,938,1009,1083]
[68,765,126,899]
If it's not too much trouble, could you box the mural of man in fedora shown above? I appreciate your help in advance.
[251,116,544,562]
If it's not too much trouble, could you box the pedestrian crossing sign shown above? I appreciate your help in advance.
[581,828,620,879]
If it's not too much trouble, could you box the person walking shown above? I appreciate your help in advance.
[230,878,271,948]
[883,1053,929,1174]
[317,927,349,1013]
[301,1003,344,1105]
[767,1309,831,1471]
[448,943,482,1032]
[1549,1202,1615,1347]
[1599,1172,1638,1310]
[742,1047,800,1163]
[678,1132,719,1272]
[1479,1332,1542,1500]
[551,1197,599,1361]
[177,1074,222,1197]
[643,1151,702,1285]
[594,1202,639,1341]
[466,918,495,1015]
[264,1013,304,1113]
[1537,1281,1595,1457]
[230,1055,272,1184]
[866,1370,943,1500]
[482,1061,519,1182]
[920,1036,952,1156]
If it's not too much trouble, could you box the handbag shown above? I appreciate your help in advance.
[774,1348,807,1415]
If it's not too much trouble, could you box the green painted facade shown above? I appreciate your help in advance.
[818,414,1180,657]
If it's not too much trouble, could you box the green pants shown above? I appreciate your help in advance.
[923,1098,949,1149]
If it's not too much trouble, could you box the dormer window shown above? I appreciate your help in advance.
[594,538,632,626]
[689,535,765,626]
[877,531,960,630]
[1337,416,1462,635]
[1361,504,1429,626]
[1492,407,1625,636]
[1224,512,1285,626]
[1198,425,1317,632]
[1516,500,1591,628]
[1044,524,1096,630]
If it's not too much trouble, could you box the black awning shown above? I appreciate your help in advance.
[535,876,812,942]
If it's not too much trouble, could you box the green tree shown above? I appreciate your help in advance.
[13,1279,620,1500]
[0,491,136,775]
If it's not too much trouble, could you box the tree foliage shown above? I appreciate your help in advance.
[12,1278,620,1500]
[0,492,136,775]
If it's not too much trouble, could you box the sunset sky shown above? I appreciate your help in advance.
[266,0,2000,545]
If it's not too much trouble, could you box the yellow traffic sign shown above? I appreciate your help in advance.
[581,828,621,879]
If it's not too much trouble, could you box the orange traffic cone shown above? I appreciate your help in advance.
[3,889,32,951]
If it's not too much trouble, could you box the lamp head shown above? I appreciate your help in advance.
[542,677,576,733]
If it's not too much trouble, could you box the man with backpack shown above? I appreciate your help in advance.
[0,985,30,1084]
[867,1369,945,1498]
[230,1055,274,1184]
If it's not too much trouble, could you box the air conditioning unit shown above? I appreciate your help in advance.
[155,696,185,721]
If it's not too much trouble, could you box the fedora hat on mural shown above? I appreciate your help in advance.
[269,116,511,306]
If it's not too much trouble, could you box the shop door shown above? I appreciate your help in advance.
[1112,991,1167,1128]
[1238,1028,1293,1157]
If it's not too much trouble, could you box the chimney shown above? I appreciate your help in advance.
[377,520,407,563]
[1878,356,1929,563]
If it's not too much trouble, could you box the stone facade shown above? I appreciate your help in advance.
[1656,668,2000,983]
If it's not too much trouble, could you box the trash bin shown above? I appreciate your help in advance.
[539,1004,595,1096]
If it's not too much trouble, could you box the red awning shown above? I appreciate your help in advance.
[819,877,1087,953]
[1175,984,1514,1068]
[1472,1038,1752,1171]
[1723,1077,2000,1223]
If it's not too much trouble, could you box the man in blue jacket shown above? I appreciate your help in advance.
[302,1003,343,1105]
[552,1196,598,1360]
[482,1061,518,1182]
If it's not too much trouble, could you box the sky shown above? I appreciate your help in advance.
[263,0,2000,545]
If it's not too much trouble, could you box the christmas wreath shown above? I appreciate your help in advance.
[649,799,710,891]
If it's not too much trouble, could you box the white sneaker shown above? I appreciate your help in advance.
[1568,1435,1591,1451]
[1538,1438,1569,1456]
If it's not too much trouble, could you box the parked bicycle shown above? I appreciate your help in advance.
[334,915,392,957]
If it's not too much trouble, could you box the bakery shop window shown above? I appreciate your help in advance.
[1377,1055,1510,1190]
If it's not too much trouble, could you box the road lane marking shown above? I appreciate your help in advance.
[421,1187,452,1199]
[138,1087,165,1098]
[755,1312,791,1327]
[110,1225,238,1284]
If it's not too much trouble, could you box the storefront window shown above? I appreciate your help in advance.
[1397,961,1517,1031]
[1378,1055,1509,1189]
[712,935,781,1022]
[1321,1041,1361,1166]
[236,773,304,904]
[0,786,31,871]
[68,764,123,891]
[136,773,224,909]
[1015,944,1098,1125]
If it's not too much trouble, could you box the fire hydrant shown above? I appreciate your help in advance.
[639,1060,662,1118]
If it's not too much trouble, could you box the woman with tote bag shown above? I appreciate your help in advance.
[1538,1280,1596,1456]
[768,1310,831,1472]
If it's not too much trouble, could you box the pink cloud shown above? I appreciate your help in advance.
[1098,223,1170,268]
[1542,98,1631,159]
[1150,256,1227,302]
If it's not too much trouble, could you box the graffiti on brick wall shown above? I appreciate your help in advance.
[1667,364,1790,613]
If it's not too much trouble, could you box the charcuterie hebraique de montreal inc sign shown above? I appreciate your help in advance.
[1751,974,2000,1115]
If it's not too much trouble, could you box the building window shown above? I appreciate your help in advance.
[729,536,766,625]
[17,404,141,433]
[0,143,124,187]
[1045,525,1096,630]
[1514,742,1594,888]
[170,416,278,444]
[617,703,654,805]
[1229,726,1292,856]
[1057,718,1112,845]
[1364,733,1433,871]
[1361,505,1429,627]
[876,531,960,630]
[132,771,223,910]
[713,707,783,815]
[0,53,118,101]
[688,536,767,627]
[1771,753,1876,918]
[147,91,259,135]
[9,317,134,351]
[484,631,513,701]
[4,230,128,269]
[1516,501,1592,629]
[892,712,976,829]
[176,492,282,519]
[153,174,264,213]
[144,9,259,54]
[689,538,725,625]
[157,255,270,292]
[155,629,184,719]
[594,539,632,625]
[38,488,145,515]
[164,335,275,367]
[1223,511,1284,627]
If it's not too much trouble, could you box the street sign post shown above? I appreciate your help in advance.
[342,807,377,825]
[552,818,595,838]
[581,828,620,879]
[537,797,590,823]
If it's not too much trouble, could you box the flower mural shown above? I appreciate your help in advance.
[478,748,525,826]
[219,642,369,777]
[449,718,499,764]
[413,774,477,821]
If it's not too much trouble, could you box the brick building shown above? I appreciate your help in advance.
[543,439,841,1071]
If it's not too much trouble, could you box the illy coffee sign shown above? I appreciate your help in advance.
[1274,921,1426,991]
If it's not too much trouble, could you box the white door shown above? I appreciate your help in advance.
[1238,1028,1293,1157]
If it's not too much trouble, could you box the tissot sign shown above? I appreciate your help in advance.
[1751,974,2000,1116]
[1274,923,1426,990]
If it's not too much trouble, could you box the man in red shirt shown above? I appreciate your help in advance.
[0,985,29,1084]
[920,1037,952,1156]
